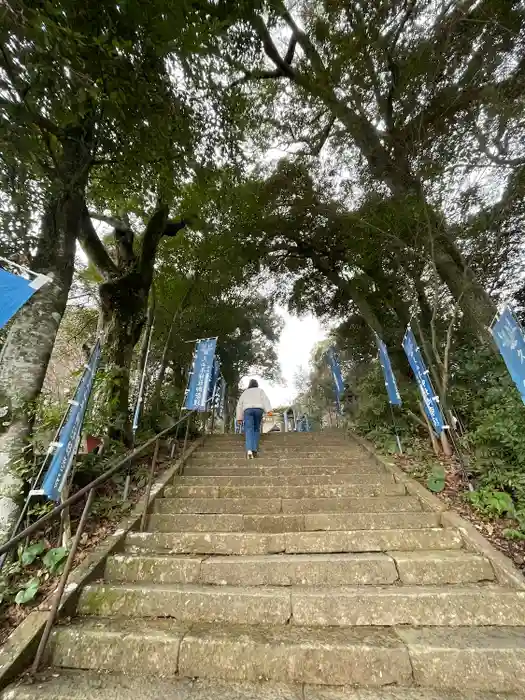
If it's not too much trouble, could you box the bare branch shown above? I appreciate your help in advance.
[475,127,525,167]
[284,35,297,65]
[229,68,283,88]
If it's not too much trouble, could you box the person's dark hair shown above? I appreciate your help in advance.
[248,379,259,388]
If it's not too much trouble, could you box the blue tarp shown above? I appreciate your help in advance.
[0,267,47,329]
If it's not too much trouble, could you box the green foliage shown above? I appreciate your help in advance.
[20,541,46,567]
[427,466,446,493]
[503,528,525,541]
[466,488,515,519]
[14,577,40,605]
[0,542,70,608]
[43,547,68,575]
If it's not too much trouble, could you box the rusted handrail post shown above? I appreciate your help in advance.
[31,488,96,675]
[183,413,191,456]
[140,438,160,532]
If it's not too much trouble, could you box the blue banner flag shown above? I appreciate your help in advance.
[208,357,220,403]
[374,333,402,406]
[41,340,102,501]
[327,346,344,396]
[0,267,49,329]
[184,338,217,411]
[218,379,227,418]
[215,376,227,418]
[402,327,445,434]
[491,306,525,404]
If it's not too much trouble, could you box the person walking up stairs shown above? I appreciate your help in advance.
[4,432,525,699]
[235,379,272,459]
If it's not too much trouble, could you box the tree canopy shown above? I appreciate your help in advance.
[2,0,525,542]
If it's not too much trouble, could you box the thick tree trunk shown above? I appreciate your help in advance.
[0,190,80,543]
[431,225,497,333]
[99,272,148,447]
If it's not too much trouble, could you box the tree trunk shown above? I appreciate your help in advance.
[431,225,497,333]
[0,190,80,543]
[99,272,149,447]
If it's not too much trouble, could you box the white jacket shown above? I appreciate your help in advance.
[236,387,272,421]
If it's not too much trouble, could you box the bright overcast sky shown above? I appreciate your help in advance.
[241,306,326,408]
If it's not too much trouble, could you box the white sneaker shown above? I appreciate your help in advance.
[247,450,254,459]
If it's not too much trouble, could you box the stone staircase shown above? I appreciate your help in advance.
[4,433,525,699]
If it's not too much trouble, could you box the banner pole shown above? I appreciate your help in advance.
[389,403,403,454]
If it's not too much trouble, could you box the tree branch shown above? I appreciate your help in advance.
[474,127,525,167]
[139,208,190,285]
[229,69,282,89]
[248,11,297,79]
[88,211,128,230]
[78,206,119,279]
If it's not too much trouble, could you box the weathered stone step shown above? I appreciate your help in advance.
[125,528,462,555]
[188,457,364,467]
[200,441,353,449]
[105,553,398,586]
[78,583,292,624]
[105,551,493,587]
[50,620,411,686]
[5,671,523,700]
[48,620,525,690]
[78,583,523,626]
[153,494,415,515]
[177,473,389,487]
[292,585,525,626]
[184,464,382,476]
[195,449,359,457]
[164,481,403,500]
[148,511,441,533]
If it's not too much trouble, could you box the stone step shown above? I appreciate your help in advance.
[188,457,364,466]
[195,449,360,457]
[164,481,404,500]
[177,473,389,487]
[200,441,353,448]
[4,672,523,700]
[78,583,523,627]
[153,494,416,515]
[148,511,441,533]
[125,528,462,555]
[48,619,525,691]
[184,464,383,476]
[77,583,292,625]
[105,551,493,587]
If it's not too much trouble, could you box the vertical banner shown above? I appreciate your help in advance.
[491,306,525,404]
[326,346,344,412]
[208,357,220,405]
[184,338,217,411]
[402,326,445,434]
[217,377,227,418]
[0,267,49,329]
[41,340,102,501]
[374,333,402,406]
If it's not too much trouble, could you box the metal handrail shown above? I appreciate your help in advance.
[0,408,199,675]
[0,410,196,558]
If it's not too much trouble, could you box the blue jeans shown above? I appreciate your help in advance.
[244,408,263,452]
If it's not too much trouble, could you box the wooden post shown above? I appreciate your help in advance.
[419,402,441,455]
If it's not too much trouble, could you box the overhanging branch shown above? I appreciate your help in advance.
[78,206,119,279]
